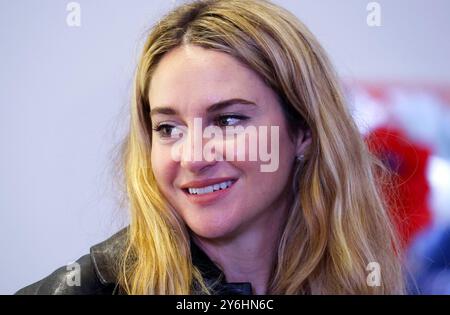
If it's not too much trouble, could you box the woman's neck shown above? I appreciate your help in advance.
[192,203,289,295]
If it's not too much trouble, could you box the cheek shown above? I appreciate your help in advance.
[242,122,295,194]
[151,145,176,191]
[231,128,294,194]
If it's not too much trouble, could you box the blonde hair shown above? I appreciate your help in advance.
[117,0,405,294]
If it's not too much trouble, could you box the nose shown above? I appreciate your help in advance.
[179,131,218,174]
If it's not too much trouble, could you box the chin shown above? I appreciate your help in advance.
[187,219,239,241]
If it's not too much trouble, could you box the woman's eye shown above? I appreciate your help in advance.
[153,124,183,139]
[215,114,249,127]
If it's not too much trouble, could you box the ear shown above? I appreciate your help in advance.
[295,128,312,158]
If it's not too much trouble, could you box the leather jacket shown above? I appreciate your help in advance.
[15,227,253,295]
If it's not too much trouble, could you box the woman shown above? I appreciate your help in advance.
[16,0,405,295]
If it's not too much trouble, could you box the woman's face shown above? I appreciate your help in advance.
[149,45,308,240]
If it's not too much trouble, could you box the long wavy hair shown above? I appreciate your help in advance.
[116,0,405,294]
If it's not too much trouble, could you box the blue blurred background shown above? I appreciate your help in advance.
[1,0,449,294]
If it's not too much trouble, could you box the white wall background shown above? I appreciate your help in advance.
[1,0,449,294]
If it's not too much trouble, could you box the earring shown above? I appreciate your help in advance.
[296,154,304,161]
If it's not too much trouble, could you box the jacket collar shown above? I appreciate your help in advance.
[90,227,253,295]
[189,235,253,294]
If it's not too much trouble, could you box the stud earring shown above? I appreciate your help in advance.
[296,154,304,161]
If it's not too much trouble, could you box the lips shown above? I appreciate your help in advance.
[180,178,238,206]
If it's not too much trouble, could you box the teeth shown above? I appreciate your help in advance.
[187,180,234,195]
[204,186,214,193]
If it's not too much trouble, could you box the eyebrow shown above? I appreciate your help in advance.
[149,98,257,117]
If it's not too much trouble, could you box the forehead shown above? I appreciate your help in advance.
[148,45,270,112]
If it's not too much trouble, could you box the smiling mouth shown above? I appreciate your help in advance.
[182,179,237,196]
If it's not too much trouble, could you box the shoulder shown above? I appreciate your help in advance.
[15,227,128,295]
[14,253,113,295]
